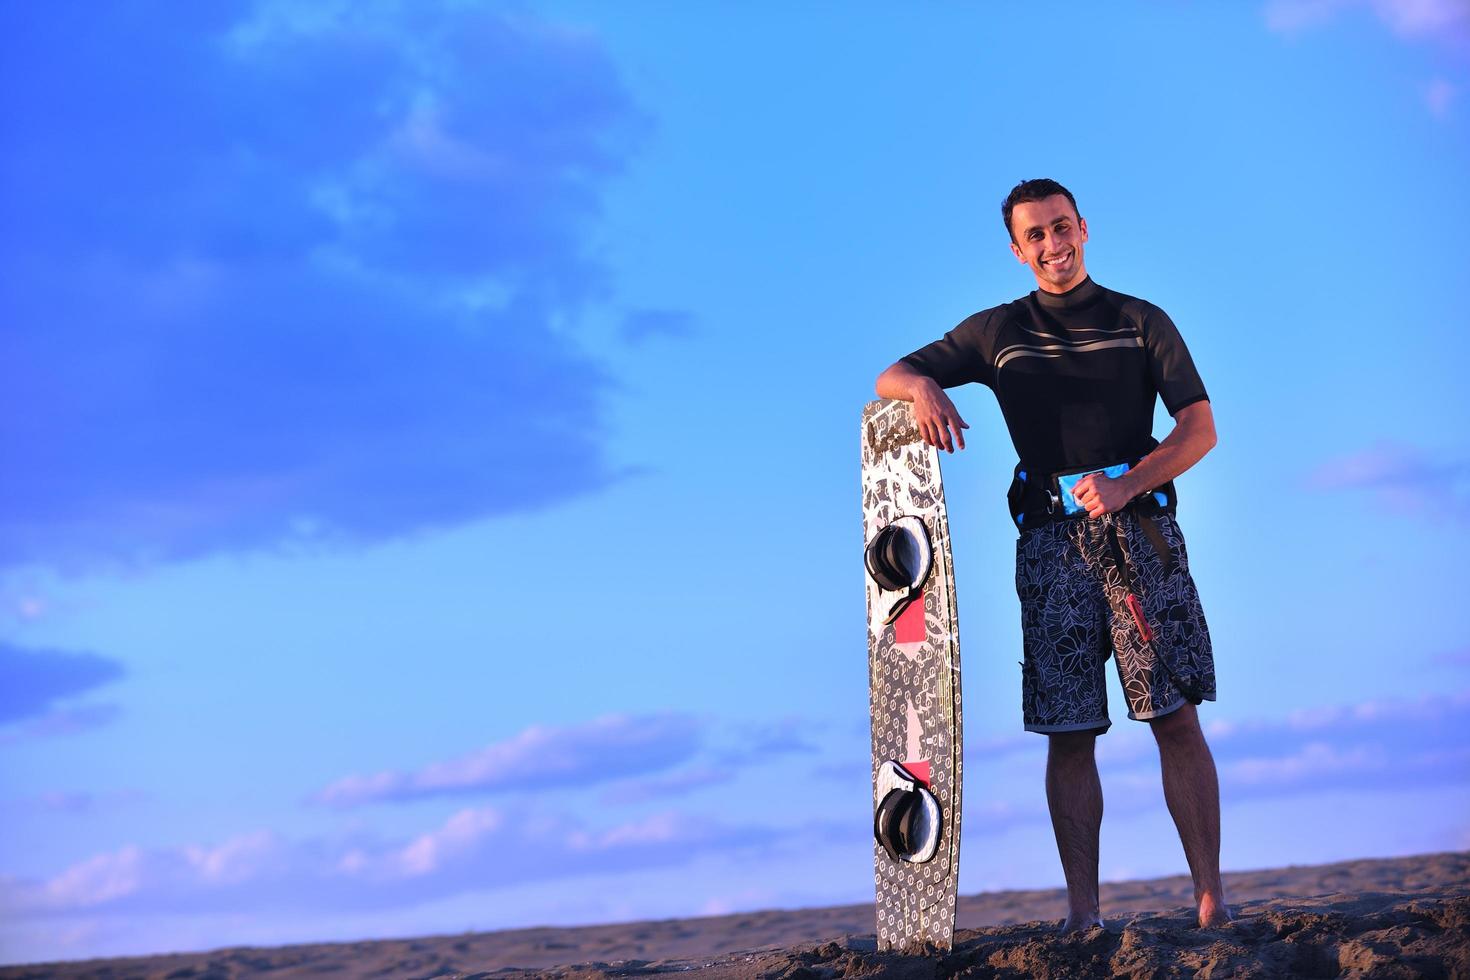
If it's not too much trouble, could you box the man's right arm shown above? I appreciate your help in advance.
[875,361,970,453]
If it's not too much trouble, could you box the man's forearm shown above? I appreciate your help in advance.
[875,361,937,402]
[874,361,970,453]
[1121,401,1217,497]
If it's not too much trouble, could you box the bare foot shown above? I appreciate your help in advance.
[1060,914,1104,934]
[1198,892,1232,928]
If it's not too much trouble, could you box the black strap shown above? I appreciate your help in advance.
[1137,514,1175,576]
[1103,519,1135,593]
[864,525,910,592]
[1105,516,1204,705]
[874,788,920,862]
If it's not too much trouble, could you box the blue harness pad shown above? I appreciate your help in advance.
[1056,462,1132,516]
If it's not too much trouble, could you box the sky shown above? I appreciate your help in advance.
[2,0,1469,965]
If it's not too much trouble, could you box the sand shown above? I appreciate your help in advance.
[5,851,1467,978]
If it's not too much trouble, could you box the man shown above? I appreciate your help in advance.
[874,178,1229,932]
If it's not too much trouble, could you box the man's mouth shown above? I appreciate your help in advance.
[1042,251,1071,268]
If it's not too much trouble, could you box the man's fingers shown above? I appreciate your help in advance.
[919,420,936,447]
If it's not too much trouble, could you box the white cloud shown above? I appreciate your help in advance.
[1095,690,1470,805]
[315,712,826,808]
[1302,440,1470,522]
[41,846,146,909]
[313,713,704,806]
[1,805,785,922]
[1427,77,1457,114]
[1265,0,1470,38]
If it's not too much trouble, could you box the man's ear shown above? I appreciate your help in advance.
[1078,216,1088,242]
[1009,241,1025,263]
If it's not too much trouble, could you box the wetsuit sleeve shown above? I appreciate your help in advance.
[898,311,994,390]
[1141,305,1209,415]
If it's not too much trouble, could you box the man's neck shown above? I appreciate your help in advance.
[1035,267,1090,295]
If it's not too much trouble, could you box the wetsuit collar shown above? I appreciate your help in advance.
[1033,276,1101,311]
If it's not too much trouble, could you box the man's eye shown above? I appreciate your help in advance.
[1055,223,1069,233]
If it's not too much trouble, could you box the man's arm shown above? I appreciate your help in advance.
[875,361,970,453]
[1072,400,1217,517]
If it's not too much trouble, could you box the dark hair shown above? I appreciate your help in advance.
[1001,179,1080,242]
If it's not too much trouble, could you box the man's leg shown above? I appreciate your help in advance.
[1149,703,1230,927]
[1046,730,1103,932]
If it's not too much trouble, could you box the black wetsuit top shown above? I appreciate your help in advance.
[900,276,1208,478]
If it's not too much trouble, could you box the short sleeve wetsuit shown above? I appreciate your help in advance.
[901,275,1217,729]
[900,276,1208,483]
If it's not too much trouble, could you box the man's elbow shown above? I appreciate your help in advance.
[875,363,904,399]
[1192,406,1218,453]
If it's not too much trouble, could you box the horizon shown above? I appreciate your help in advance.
[2,0,1468,965]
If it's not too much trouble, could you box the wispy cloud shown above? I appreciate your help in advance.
[0,806,792,920]
[1302,440,1470,521]
[1426,76,1458,115]
[0,643,125,733]
[1433,647,1470,669]
[1,790,145,816]
[1183,691,1469,801]
[314,714,705,807]
[960,690,1470,820]
[598,766,736,805]
[0,3,659,571]
[620,309,698,345]
[1265,0,1470,39]
[315,713,826,808]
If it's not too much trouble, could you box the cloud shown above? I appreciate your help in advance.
[1433,647,1470,669]
[1302,440,1470,521]
[0,790,145,816]
[0,704,125,748]
[1427,76,1458,114]
[620,309,697,344]
[0,806,791,920]
[598,766,736,805]
[315,712,828,808]
[958,690,1470,822]
[1264,0,1470,39]
[0,2,652,571]
[0,643,125,727]
[1190,690,1470,800]
[314,714,705,807]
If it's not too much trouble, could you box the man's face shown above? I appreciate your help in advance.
[1008,195,1089,293]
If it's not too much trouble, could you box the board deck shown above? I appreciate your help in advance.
[860,398,963,952]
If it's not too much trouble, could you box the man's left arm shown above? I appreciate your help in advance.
[1072,401,1217,518]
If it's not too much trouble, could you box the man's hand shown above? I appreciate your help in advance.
[1071,471,1135,518]
[912,379,969,453]
[875,363,970,453]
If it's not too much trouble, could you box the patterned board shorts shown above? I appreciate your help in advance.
[1015,510,1216,733]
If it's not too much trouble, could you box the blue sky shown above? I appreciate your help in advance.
[2,0,1468,965]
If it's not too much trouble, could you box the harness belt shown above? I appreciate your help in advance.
[1006,453,1205,704]
[1007,451,1177,531]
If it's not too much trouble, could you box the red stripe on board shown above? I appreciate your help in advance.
[893,590,925,644]
[903,761,932,787]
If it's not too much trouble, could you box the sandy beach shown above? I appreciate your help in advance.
[5,851,1466,978]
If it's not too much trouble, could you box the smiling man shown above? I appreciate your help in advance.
[875,178,1229,932]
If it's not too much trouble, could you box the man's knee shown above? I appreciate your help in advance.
[1047,729,1098,760]
[1149,702,1203,747]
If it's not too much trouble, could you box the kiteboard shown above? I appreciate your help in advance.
[860,397,963,952]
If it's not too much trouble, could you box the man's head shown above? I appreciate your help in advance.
[1002,178,1089,294]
